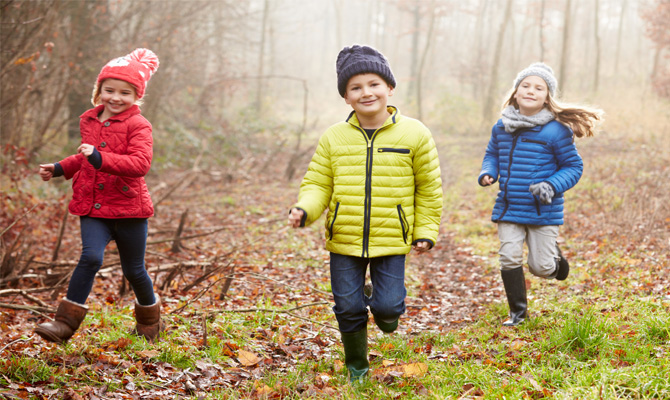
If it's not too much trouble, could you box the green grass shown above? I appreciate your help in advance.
[3,110,670,398]
[3,244,670,398]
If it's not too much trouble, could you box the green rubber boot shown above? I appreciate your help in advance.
[340,327,369,383]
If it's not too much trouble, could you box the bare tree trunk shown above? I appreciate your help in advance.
[416,1,436,121]
[650,47,662,82]
[473,0,489,99]
[64,0,109,140]
[255,0,270,114]
[407,0,421,103]
[593,0,601,92]
[377,0,388,50]
[614,0,627,74]
[482,0,513,121]
[539,0,546,62]
[559,0,572,92]
[332,0,343,48]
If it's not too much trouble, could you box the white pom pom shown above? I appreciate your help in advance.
[129,48,159,75]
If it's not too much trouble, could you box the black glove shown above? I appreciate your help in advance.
[529,182,554,204]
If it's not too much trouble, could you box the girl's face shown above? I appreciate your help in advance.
[99,79,137,120]
[514,76,548,116]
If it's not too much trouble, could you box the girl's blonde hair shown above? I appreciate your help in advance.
[91,79,143,107]
[502,89,603,138]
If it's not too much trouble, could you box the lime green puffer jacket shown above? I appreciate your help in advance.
[294,106,443,258]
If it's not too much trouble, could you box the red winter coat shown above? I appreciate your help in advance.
[59,104,154,219]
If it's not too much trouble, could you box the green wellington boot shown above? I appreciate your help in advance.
[340,327,369,383]
[374,318,398,333]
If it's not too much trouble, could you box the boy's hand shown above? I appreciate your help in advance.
[480,175,494,186]
[78,144,94,158]
[39,164,55,181]
[412,241,431,252]
[288,208,304,228]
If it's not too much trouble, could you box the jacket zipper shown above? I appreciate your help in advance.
[521,138,548,145]
[363,134,375,257]
[397,204,408,244]
[355,127,378,258]
[378,148,410,154]
[329,202,340,239]
[499,132,522,220]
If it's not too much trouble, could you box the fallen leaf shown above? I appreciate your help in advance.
[333,360,345,372]
[237,349,261,366]
[372,362,428,378]
[138,349,160,358]
[510,339,526,351]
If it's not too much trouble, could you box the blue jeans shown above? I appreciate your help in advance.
[66,217,155,305]
[329,252,407,333]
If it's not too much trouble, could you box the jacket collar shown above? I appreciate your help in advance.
[80,104,141,122]
[496,118,544,133]
[346,105,400,129]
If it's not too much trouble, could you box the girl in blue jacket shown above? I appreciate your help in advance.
[479,63,603,326]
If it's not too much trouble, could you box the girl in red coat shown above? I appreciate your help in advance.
[35,48,161,343]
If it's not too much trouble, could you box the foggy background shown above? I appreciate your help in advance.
[1,0,668,172]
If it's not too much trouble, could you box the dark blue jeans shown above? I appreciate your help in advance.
[66,217,155,305]
[329,252,407,333]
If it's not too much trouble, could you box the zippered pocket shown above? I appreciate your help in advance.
[521,138,548,145]
[378,148,410,154]
[397,204,409,244]
[329,202,340,240]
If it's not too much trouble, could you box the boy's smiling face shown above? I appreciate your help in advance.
[344,73,394,127]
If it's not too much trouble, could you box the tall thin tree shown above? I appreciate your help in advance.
[482,0,513,121]
[593,0,601,92]
[407,0,422,102]
[255,0,270,113]
[558,0,572,92]
[416,1,436,121]
[614,0,627,74]
[539,0,546,62]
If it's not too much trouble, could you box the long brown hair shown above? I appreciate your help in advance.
[502,89,604,138]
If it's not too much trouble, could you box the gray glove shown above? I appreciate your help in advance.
[529,182,554,204]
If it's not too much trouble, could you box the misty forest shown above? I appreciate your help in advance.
[1,0,670,398]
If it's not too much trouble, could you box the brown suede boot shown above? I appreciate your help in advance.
[134,296,162,342]
[35,299,88,344]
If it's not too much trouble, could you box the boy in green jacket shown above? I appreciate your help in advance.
[288,44,443,382]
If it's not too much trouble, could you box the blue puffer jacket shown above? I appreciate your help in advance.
[478,119,583,225]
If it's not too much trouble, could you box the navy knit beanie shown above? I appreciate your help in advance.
[336,45,396,97]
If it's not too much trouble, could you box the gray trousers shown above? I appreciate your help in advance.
[498,222,559,278]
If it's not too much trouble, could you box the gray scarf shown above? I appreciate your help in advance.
[501,106,555,133]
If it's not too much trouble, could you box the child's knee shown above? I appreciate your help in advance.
[528,259,557,278]
[78,253,103,271]
[499,251,523,270]
[370,301,403,329]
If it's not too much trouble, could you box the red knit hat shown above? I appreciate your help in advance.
[96,48,159,99]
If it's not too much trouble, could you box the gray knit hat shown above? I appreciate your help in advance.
[513,62,557,96]
[336,45,396,97]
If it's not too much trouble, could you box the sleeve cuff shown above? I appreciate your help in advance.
[87,148,102,169]
[412,239,434,249]
[53,162,64,177]
[478,173,497,186]
[289,207,308,227]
